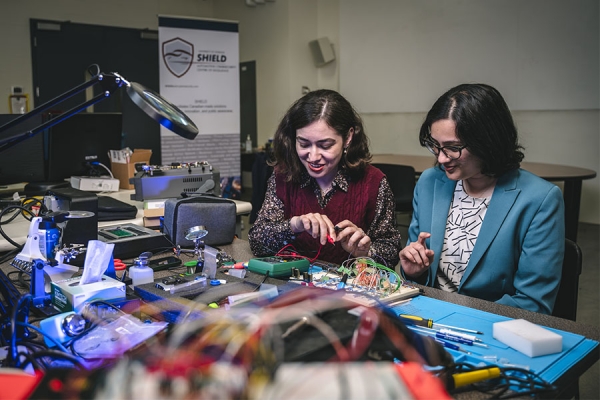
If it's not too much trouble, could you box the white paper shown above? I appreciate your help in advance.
[80,240,115,285]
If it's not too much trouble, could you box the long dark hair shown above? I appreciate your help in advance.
[419,83,524,176]
[271,89,371,182]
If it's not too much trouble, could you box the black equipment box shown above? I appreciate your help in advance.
[129,162,220,201]
[46,187,98,247]
[162,195,236,248]
[98,223,173,259]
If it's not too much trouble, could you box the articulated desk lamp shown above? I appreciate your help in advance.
[0,68,199,317]
[0,69,198,153]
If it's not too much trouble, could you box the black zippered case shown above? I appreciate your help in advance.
[163,195,236,247]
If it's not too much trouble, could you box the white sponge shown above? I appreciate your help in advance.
[493,319,563,357]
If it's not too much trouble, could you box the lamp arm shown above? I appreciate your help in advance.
[0,72,129,153]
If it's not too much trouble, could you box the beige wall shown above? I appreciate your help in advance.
[1,0,598,223]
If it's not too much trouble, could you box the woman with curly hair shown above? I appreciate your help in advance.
[249,89,401,266]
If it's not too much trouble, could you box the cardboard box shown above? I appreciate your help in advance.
[110,149,152,190]
[143,216,162,228]
[143,208,164,218]
[143,207,165,218]
[51,275,126,313]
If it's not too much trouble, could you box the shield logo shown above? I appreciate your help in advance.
[162,37,194,78]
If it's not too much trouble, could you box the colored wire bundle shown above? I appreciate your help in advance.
[340,257,402,295]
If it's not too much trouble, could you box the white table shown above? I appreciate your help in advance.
[0,189,252,253]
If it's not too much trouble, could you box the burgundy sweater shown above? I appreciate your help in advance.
[276,165,384,264]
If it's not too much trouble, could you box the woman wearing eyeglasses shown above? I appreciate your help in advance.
[399,83,564,314]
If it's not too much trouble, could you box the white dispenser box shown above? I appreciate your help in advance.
[51,275,126,313]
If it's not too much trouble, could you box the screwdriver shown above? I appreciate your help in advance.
[407,325,488,348]
[435,338,471,354]
[398,314,483,335]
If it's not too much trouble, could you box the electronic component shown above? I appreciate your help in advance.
[155,274,207,295]
[147,256,182,272]
[307,270,421,306]
[247,257,310,278]
[97,223,173,259]
[129,161,220,201]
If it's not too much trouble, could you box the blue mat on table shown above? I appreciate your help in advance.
[391,296,598,384]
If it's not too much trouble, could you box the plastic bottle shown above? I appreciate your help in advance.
[245,135,252,153]
[129,254,154,287]
[38,213,64,260]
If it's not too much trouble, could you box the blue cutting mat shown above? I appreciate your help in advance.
[392,296,598,384]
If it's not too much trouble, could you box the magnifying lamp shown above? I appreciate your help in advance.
[0,70,198,154]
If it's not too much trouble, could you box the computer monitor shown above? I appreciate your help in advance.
[46,112,123,182]
[121,93,161,165]
[0,114,47,186]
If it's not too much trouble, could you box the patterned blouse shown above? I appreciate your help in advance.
[436,180,492,291]
[248,169,402,267]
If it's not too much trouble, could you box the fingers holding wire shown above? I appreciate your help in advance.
[335,221,371,256]
[291,213,335,245]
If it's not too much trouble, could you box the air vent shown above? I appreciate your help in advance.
[183,177,204,183]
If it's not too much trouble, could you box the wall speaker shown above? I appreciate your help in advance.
[309,37,335,67]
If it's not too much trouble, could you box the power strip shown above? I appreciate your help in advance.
[70,176,120,192]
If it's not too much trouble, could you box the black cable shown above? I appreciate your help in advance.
[8,293,32,367]
[252,271,270,292]
[443,362,556,398]
[0,207,20,224]
[0,248,20,264]
[20,197,47,218]
[6,270,30,291]
[0,205,37,249]
[16,350,45,371]
[23,349,85,370]
[86,64,101,77]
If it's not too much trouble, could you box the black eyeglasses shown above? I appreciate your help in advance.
[424,140,467,160]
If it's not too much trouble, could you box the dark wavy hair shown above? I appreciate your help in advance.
[271,89,371,183]
[419,83,524,177]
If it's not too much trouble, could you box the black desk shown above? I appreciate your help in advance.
[210,240,600,398]
[1,238,598,399]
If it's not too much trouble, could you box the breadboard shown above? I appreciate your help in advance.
[304,271,422,307]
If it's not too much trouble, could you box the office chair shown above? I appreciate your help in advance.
[552,238,583,321]
[552,240,583,399]
[250,151,274,224]
[372,163,416,228]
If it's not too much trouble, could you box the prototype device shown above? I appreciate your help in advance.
[129,161,220,201]
[308,270,421,306]
[247,256,310,278]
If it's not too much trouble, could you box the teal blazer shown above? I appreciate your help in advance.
[403,167,565,314]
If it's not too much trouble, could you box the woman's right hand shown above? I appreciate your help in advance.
[399,232,435,278]
[290,213,336,246]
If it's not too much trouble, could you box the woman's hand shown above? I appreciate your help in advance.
[399,232,435,278]
[290,213,336,246]
[334,220,371,257]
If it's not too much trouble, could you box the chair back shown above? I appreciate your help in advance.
[372,163,415,213]
[250,151,274,224]
[552,238,582,321]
